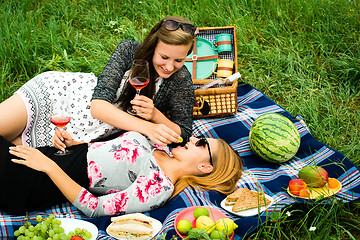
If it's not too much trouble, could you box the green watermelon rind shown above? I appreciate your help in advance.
[249,113,301,163]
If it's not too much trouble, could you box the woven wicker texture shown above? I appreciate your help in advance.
[190,26,238,118]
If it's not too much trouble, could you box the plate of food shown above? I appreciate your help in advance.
[174,206,234,239]
[287,178,342,199]
[220,188,273,217]
[59,218,98,240]
[106,213,162,240]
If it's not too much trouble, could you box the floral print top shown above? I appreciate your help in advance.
[72,131,174,217]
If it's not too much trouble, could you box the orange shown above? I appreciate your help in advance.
[328,178,339,189]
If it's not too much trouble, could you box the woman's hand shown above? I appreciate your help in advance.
[52,129,74,151]
[130,95,156,120]
[10,145,83,204]
[145,123,182,146]
[10,146,56,173]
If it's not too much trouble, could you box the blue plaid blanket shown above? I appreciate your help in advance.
[2,83,360,239]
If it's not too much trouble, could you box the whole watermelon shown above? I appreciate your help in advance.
[249,113,300,163]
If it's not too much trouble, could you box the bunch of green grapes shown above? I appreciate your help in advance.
[14,214,92,240]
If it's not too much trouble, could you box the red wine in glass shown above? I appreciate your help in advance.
[50,116,71,128]
[50,97,72,155]
[130,77,150,90]
[127,60,150,115]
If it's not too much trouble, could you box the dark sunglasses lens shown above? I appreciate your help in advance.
[181,24,195,34]
[196,138,207,147]
[164,20,180,31]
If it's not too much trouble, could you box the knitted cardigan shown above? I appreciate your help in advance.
[92,40,194,142]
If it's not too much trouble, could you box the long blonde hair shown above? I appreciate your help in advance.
[171,139,243,198]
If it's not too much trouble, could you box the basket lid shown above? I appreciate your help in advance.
[184,37,218,79]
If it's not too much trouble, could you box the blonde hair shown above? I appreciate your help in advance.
[171,139,243,198]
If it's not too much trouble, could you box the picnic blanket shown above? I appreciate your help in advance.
[1,82,360,239]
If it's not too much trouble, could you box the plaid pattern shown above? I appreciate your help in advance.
[1,83,359,239]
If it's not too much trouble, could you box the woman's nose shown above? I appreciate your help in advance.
[189,136,197,143]
[165,62,174,72]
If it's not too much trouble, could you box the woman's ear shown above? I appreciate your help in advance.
[197,164,213,174]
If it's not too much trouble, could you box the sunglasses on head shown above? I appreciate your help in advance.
[162,19,197,35]
[195,138,213,166]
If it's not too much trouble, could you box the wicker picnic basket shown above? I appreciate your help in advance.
[185,26,238,118]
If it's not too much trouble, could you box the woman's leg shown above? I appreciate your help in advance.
[0,94,27,145]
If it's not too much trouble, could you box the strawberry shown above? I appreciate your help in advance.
[70,237,84,240]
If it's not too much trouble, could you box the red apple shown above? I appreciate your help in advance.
[299,189,310,198]
[288,179,307,196]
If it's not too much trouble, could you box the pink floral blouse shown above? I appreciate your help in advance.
[72,131,174,217]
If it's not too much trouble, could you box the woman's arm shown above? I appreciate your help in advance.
[10,146,82,203]
[91,99,180,145]
[154,67,194,142]
[92,40,139,103]
[126,95,182,135]
[72,172,173,218]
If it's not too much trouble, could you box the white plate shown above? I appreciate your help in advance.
[106,215,162,240]
[220,195,274,217]
[59,218,98,240]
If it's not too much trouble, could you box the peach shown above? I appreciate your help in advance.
[288,179,307,196]
[299,189,310,198]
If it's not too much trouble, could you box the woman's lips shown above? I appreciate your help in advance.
[161,66,171,74]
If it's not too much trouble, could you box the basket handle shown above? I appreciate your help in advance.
[193,96,205,111]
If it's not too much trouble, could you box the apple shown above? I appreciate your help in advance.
[288,179,307,196]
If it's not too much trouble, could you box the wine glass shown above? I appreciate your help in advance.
[50,96,72,155]
[127,59,150,115]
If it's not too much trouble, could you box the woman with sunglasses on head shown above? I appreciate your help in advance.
[0,129,243,217]
[0,16,196,148]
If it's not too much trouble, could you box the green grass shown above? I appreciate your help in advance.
[1,0,359,239]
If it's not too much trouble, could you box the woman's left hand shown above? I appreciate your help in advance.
[10,146,55,173]
[130,95,156,120]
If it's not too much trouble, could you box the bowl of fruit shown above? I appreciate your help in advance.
[174,206,237,239]
[287,165,342,199]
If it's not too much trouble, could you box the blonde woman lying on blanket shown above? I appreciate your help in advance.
[0,130,243,217]
[0,15,197,148]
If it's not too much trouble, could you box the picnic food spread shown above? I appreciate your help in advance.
[288,165,342,199]
[225,188,271,212]
[249,112,301,164]
[106,213,153,239]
